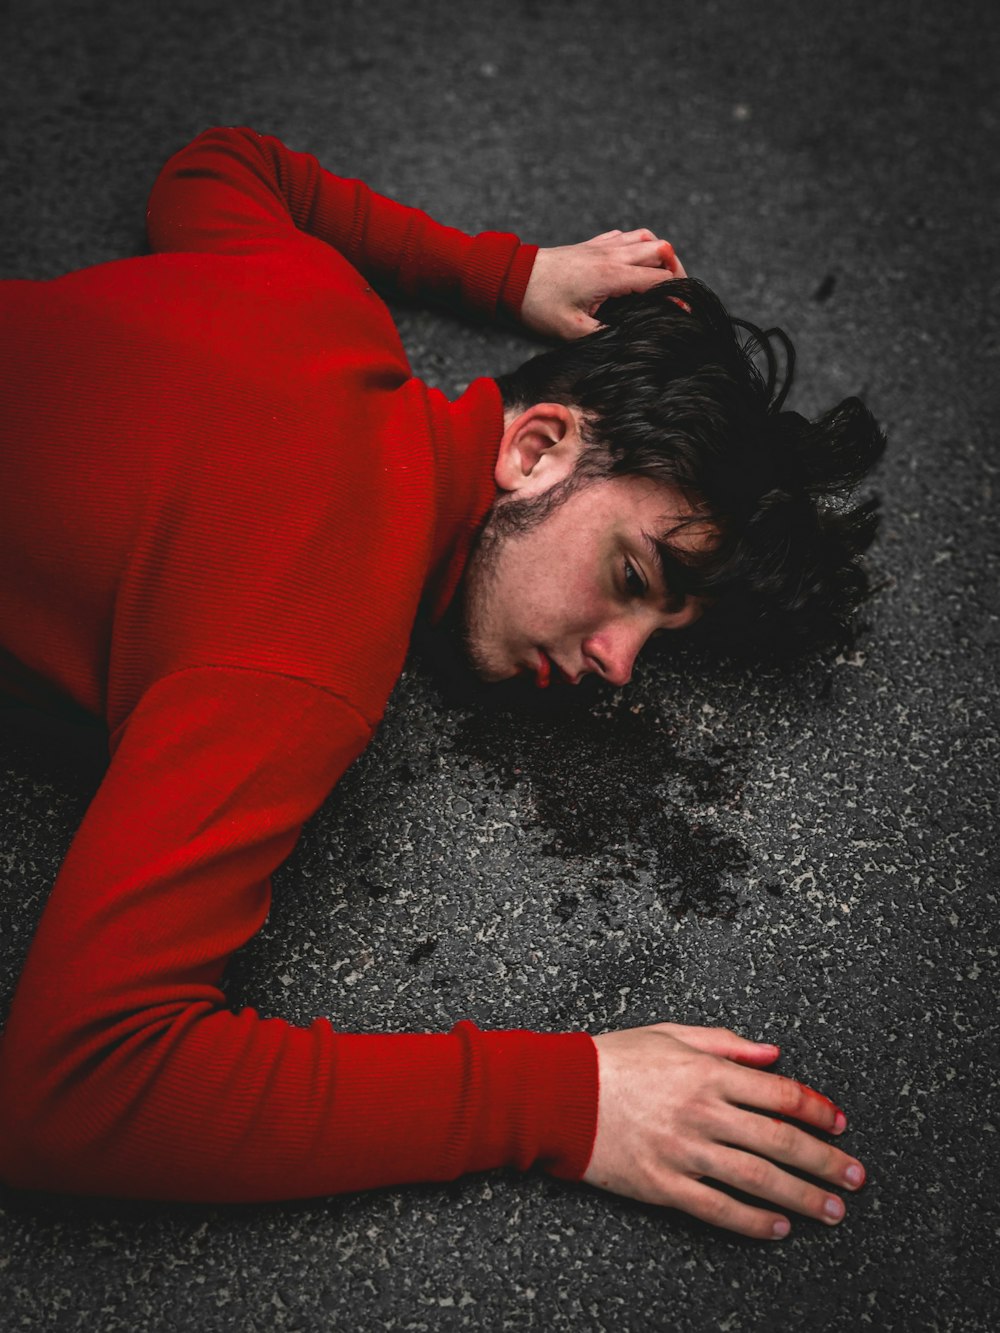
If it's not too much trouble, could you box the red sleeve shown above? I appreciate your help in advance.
[0,667,597,1202]
[145,125,539,322]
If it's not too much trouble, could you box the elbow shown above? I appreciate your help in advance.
[0,1004,233,1202]
[145,125,271,255]
[0,1035,139,1197]
[0,1061,91,1195]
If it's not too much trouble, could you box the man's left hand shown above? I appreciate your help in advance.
[521,229,687,341]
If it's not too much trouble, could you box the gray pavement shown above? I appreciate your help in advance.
[1,1,998,1329]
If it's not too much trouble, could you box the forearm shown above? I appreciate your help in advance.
[146,125,538,320]
[0,668,596,1201]
[0,999,596,1202]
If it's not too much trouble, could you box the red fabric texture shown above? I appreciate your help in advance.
[0,127,597,1201]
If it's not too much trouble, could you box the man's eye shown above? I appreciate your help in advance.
[624,558,647,597]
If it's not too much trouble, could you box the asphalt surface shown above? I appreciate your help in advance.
[1,1,998,1330]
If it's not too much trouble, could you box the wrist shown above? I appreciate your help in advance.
[500,243,541,323]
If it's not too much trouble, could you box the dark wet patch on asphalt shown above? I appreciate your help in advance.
[452,700,749,921]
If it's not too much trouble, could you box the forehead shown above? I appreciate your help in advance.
[597,474,713,549]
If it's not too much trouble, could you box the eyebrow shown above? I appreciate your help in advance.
[641,526,696,609]
[640,529,678,606]
[640,530,663,574]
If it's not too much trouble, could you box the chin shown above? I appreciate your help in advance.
[476,660,520,684]
[460,623,517,684]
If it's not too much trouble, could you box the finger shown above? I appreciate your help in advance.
[648,239,686,277]
[650,1023,781,1066]
[711,1146,849,1227]
[668,1177,792,1241]
[731,1066,847,1135]
[725,1044,781,1067]
[730,1108,867,1192]
[612,239,677,269]
[613,238,685,276]
[608,227,658,245]
[598,267,687,301]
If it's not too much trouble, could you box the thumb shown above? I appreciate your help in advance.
[650,1022,781,1066]
[572,313,603,337]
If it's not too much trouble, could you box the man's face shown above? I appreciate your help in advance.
[461,469,711,689]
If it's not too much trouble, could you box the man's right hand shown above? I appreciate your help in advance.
[521,230,687,341]
[584,1023,866,1239]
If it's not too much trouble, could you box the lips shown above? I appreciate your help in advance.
[533,651,582,688]
[535,649,552,689]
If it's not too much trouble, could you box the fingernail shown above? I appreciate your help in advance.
[772,1219,791,1239]
[833,1110,848,1133]
[823,1196,845,1223]
[845,1164,865,1188]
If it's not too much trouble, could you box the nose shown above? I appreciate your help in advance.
[582,619,652,688]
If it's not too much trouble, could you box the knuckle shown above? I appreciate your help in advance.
[773,1119,800,1156]
[694,1095,729,1138]
[739,1155,771,1192]
[684,1145,715,1179]
[825,1145,850,1178]
[701,1190,732,1226]
[777,1077,806,1116]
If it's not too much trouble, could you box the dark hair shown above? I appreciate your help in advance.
[495,278,887,659]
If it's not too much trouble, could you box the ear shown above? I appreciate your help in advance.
[494,403,583,497]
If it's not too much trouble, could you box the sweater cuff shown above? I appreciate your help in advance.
[452,1022,599,1181]
[498,243,540,321]
[459,231,526,319]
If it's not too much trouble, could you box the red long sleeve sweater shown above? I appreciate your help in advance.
[0,127,598,1201]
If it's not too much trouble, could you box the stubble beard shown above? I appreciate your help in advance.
[460,469,597,681]
[460,499,518,682]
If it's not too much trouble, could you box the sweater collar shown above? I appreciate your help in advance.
[422,376,503,623]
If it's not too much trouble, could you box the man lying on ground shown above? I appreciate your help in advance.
[0,126,883,1239]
